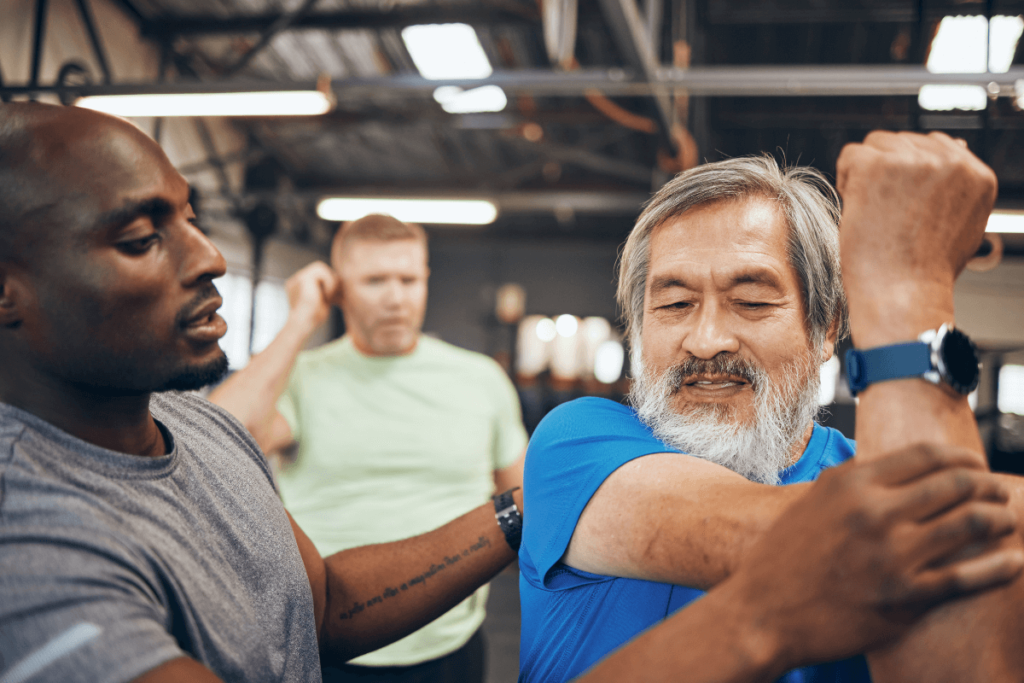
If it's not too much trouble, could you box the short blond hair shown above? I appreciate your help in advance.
[330,213,428,269]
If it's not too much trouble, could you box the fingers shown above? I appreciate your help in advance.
[890,467,1010,522]
[868,443,986,487]
[904,548,1024,606]
[911,501,1018,567]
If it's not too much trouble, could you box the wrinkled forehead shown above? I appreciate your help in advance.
[647,197,791,272]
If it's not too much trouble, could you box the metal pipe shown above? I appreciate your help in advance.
[73,0,112,84]
[222,0,319,77]
[5,66,1024,99]
[29,0,49,97]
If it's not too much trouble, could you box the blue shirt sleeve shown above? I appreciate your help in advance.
[520,397,680,589]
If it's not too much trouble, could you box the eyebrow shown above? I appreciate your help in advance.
[648,269,784,294]
[728,270,783,290]
[92,191,190,233]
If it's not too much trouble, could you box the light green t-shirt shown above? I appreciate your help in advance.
[276,335,527,667]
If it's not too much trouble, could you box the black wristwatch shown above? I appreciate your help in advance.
[845,323,980,396]
[493,488,523,553]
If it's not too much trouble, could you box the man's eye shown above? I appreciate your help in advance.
[739,302,769,309]
[117,234,160,254]
[664,301,691,309]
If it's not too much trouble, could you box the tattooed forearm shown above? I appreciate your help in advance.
[337,535,493,621]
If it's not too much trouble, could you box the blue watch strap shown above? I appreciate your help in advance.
[845,343,933,396]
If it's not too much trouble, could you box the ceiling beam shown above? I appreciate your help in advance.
[6,66,1024,99]
[141,5,538,38]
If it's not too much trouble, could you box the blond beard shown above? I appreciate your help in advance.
[628,347,822,485]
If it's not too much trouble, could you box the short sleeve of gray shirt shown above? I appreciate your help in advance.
[0,392,322,683]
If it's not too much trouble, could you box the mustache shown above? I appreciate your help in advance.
[663,354,763,392]
[175,283,221,328]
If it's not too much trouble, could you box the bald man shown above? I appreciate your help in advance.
[0,102,1018,683]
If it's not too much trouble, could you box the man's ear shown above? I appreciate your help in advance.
[0,268,24,328]
[821,317,841,363]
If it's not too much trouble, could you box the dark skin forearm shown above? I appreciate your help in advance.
[287,490,521,665]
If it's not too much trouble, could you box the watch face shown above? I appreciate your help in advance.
[941,328,980,394]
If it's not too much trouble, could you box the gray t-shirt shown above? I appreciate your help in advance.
[0,392,322,683]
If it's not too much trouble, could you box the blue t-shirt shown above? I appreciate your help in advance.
[518,397,867,683]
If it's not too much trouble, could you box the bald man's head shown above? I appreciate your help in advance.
[0,103,153,264]
[0,102,229,395]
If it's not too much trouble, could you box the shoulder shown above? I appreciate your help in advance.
[292,336,350,370]
[532,397,648,444]
[421,336,497,368]
[152,392,277,490]
[527,398,672,476]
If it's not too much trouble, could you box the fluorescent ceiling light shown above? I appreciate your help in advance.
[401,23,493,79]
[76,91,333,117]
[316,197,498,225]
[987,210,1024,233]
[433,85,508,113]
[402,23,508,114]
[919,15,1024,111]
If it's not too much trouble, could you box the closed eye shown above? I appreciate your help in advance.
[117,234,161,255]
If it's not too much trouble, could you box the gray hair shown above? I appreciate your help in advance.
[616,155,849,354]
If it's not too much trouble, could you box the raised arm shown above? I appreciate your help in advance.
[208,261,337,453]
[564,452,805,588]
[288,489,521,666]
[576,444,1024,683]
[836,131,1024,681]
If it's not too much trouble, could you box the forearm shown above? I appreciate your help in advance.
[566,454,807,589]
[576,576,785,683]
[850,283,981,459]
[207,314,313,434]
[318,491,519,664]
[850,287,1024,681]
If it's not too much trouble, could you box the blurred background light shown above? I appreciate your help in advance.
[401,23,507,114]
[432,85,508,114]
[819,355,841,405]
[76,91,333,117]
[316,198,497,225]
[535,318,557,343]
[555,314,579,338]
[987,210,1024,234]
[918,15,1024,111]
[594,340,625,384]
[999,365,1024,415]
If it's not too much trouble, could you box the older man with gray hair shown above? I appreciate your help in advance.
[517,136,1024,683]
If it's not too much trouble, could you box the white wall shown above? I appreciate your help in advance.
[955,260,1024,347]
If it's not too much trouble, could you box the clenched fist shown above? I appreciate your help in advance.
[835,131,997,346]
[285,261,340,333]
[837,131,996,296]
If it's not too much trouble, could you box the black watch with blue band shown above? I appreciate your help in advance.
[845,323,980,396]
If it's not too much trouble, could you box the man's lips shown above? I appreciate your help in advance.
[182,297,223,328]
[683,374,748,387]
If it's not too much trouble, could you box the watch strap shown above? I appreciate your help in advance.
[845,342,933,396]
[493,487,522,553]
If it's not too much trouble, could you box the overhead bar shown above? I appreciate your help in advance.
[4,66,1024,100]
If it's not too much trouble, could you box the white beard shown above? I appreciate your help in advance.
[628,348,822,486]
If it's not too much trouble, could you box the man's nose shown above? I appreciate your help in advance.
[381,279,404,306]
[681,301,740,359]
[179,221,227,285]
